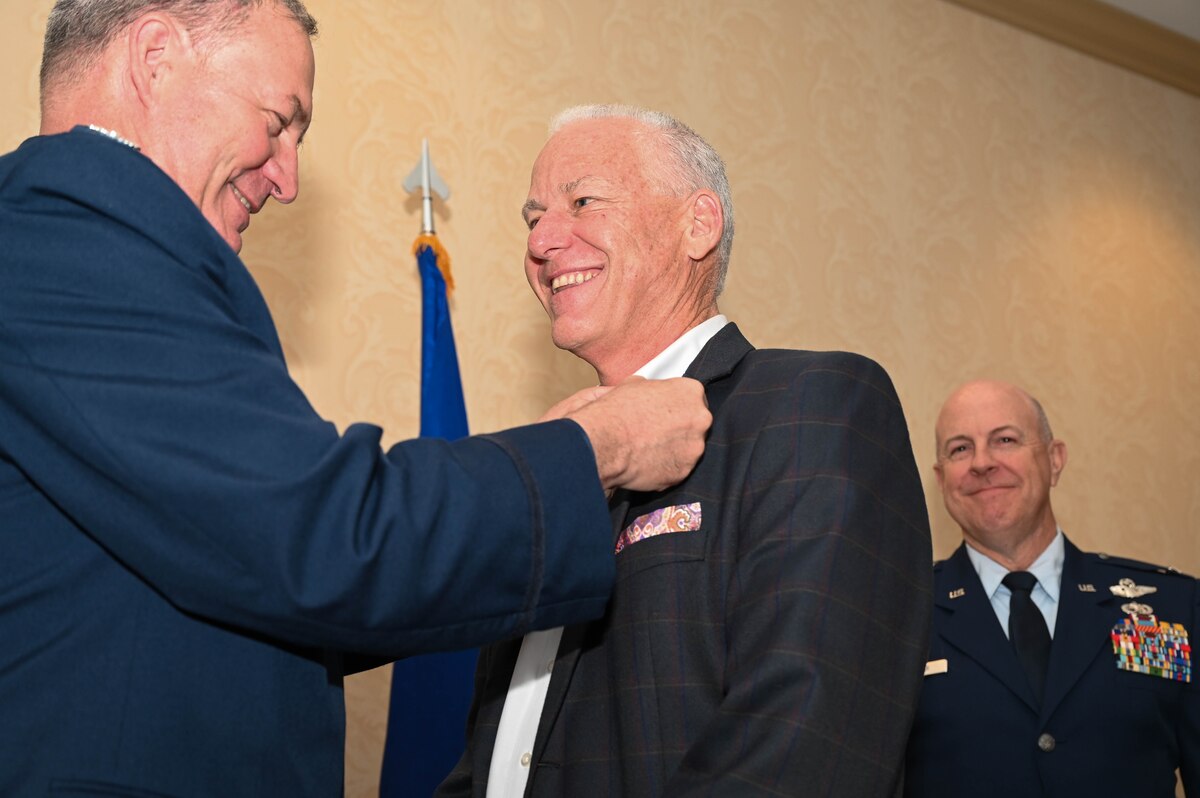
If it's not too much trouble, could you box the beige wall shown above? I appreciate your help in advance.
[5,0,1199,793]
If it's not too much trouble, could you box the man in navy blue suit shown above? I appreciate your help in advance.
[905,380,1199,797]
[0,3,712,796]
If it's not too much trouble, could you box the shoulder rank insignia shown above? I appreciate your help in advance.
[1111,611,1191,683]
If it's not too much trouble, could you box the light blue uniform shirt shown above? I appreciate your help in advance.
[965,529,1064,638]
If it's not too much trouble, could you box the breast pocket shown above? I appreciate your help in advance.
[614,501,706,576]
[615,524,707,580]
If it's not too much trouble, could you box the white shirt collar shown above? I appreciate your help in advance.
[634,315,729,381]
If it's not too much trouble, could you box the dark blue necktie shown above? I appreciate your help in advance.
[1003,571,1051,705]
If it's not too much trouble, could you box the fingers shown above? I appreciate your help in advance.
[567,377,711,493]
[537,385,614,422]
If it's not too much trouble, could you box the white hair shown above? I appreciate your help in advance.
[550,104,734,297]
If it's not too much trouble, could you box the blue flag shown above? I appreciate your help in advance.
[380,237,478,796]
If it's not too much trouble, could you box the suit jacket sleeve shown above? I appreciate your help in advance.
[667,353,933,795]
[0,132,614,658]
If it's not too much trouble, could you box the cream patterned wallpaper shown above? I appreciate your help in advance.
[3,0,1198,793]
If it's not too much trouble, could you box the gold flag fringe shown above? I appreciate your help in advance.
[413,233,454,295]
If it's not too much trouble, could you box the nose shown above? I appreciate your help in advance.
[527,210,572,262]
[263,140,300,204]
[968,445,998,475]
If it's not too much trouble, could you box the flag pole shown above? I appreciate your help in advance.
[380,140,475,797]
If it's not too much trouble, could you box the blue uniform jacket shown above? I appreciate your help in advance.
[0,128,614,796]
[905,537,1200,797]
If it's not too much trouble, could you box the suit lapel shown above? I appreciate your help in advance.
[1041,538,1120,720]
[529,492,630,770]
[529,322,753,772]
[682,322,752,386]
[471,636,527,797]
[936,545,1040,711]
[608,487,633,550]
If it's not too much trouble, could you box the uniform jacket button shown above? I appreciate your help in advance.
[1037,733,1056,752]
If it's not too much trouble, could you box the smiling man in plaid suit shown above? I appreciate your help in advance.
[437,104,934,797]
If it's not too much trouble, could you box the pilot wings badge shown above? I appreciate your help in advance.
[1110,577,1158,599]
[1110,577,1157,614]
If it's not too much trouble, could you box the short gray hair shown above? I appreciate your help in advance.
[41,0,318,95]
[550,104,735,297]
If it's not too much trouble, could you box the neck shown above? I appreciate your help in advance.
[41,64,136,142]
[588,305,718,386]
[965,515,1058,571]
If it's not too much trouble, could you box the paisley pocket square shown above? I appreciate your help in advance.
[615,502,702,554]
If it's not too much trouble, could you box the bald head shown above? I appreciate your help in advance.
[935,380,1053,458]
[933,380,1067,569]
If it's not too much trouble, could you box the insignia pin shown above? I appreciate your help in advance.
[1109,577,1157,599]
[1078,584,1096,592]
[948,588,965,600]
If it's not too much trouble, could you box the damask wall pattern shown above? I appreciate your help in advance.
[3,1,1198,793]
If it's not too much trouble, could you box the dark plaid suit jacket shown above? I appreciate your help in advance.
[439,324,933,797]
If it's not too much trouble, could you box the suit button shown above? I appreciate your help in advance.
[1037,733,1056,752]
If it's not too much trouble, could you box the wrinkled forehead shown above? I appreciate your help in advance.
[530,118,662,193]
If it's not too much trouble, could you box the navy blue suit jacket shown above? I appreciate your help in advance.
[439,325,934,797]
[0,128,615,796]
[905,537,1200,797]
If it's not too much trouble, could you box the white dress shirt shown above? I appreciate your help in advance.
[485,315,729,797]
[965,528,1064,638]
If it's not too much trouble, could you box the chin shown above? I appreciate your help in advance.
[548,322,580,352]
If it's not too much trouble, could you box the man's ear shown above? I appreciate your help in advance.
[683,189,723,262]
[1048,439,1068,486]
[127,15,188,108]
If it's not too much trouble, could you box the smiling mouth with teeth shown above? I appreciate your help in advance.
[551,271,597,294]
[231,184,253,212]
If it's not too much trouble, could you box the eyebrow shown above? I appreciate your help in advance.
[941,425,1024,451]
[521,198,545,222]
[941,434,971,452]
[988,425,1024,438]
[559,177,586,195]
[290,95,312,143]
[520,177,593,222]
[290,95,310,125]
